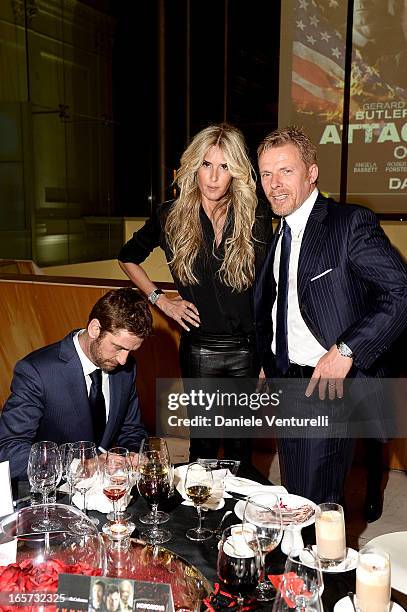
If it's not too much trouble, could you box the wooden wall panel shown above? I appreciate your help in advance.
[0,278,180,435]
[1,276,406,471]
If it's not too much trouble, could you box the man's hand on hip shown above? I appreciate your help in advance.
[305,345,353,400]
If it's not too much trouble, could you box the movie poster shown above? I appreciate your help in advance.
[279,0,407,213]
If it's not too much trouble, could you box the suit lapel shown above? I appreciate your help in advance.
[298,194,328,302]
[254,222,280,308]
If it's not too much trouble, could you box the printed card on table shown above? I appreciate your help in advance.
[57,574,175,612]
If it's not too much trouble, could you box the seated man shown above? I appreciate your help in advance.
[0,288,152,480]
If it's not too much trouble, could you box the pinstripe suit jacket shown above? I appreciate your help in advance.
[254,193,407,377]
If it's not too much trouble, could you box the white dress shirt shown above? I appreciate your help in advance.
[73,330,110,421]
[272,188,327,367]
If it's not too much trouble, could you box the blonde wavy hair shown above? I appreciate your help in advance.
[165,124,257,292]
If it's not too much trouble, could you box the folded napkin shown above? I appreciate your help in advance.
[173,464,227,511]
[224,475,287,498]
[59,482,131,514]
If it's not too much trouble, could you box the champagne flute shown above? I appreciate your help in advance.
[137,449,171,544]
[69,441,99,534]
[184,462,213,541]
[102,451,130,523]
[282,547,324,611]
[138,437,172,524]
[243,492,283,601]
[27,441,62,531]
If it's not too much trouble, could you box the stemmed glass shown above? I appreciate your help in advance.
[279,547,324,611]
[102,450,130,523]
[27,441,62,531]
[184,462,213,541]
[137,448,171,544]
[69,441,99,534]
[217,523,262,607]
[138,438,172,525]
[104,448,132,522]
[59,443,74,505]
[243,492,283,601]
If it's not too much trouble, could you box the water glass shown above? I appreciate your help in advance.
[27,441,62,530]
[243,492,283,601]
[282,547,324,610]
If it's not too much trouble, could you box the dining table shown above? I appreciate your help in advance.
[13,464,405,612]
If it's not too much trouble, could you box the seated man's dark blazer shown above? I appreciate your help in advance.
[0,331,147,480]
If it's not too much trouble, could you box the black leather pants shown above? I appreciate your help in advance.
[179,333,258,464]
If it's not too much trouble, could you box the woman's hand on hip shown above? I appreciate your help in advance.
[156,294,200,331]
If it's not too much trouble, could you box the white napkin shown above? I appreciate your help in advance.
[224,475,288,498]
[0,461,14,518]
[59,481,131,514]
[0,539,17,565]
[0,461,17,564]
[173,464,227,510]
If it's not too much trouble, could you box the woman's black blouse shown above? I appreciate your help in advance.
[118,199,273,336]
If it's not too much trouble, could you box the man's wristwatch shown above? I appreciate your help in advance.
[147,288,164,305]
[336,341,354,358]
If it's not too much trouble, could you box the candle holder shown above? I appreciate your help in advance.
[102,516,135,542]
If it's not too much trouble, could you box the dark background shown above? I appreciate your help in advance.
[110,0,281,216]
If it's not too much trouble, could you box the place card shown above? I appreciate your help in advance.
[57,574,175,612]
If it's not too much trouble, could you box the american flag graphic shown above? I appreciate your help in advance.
[292,0,406,121]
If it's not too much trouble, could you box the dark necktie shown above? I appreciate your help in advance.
[88,369,106,445]
[275,219,292,375]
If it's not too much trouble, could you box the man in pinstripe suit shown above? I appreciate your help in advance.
[254,126,407,504]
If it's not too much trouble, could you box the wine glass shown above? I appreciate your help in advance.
[282,547,324,611]
[138,437,172,524]
[59,443,74,504]
[27,441,62,531]
[102,450,130,523]
[104,447,132,522]
[184,462,213,541]
[243,492,283,601]
[69,441,99,534]
[272,587,324,612]
[137,448,171,544]
[217,523,262,607]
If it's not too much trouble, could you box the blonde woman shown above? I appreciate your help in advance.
[119,124,272,461]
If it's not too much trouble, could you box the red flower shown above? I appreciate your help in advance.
[0,557,102,612]
[0,564,22,591]
[23,559,67,592]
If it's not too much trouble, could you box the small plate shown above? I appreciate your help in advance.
[334,596,403,612]
[367,531,407,595]
[301,546,358,573]
[234,493,316,530]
